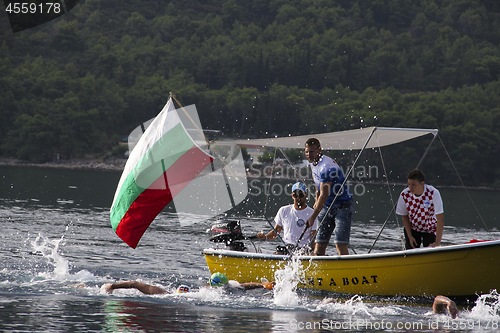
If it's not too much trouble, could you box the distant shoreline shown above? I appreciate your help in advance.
[0,157,125,172]
[1,158,498,191]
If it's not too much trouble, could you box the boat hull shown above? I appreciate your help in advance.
[204,240,500,297]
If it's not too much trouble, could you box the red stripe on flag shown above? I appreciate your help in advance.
[116,146,213,248]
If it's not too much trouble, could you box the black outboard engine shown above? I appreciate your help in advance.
[208,219,246,251]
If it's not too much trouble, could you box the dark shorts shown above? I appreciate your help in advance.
[404,228,436,249]
[315,200,353,244]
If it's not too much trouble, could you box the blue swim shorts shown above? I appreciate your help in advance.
[315,200,353,244]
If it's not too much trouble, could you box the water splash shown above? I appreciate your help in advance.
[30,233,96,282]
[272,256,305,307]
[469,290,500,319]
[317,295,375,317]
[31,234,69,280]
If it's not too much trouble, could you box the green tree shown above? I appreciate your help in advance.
[226,87,259,136]
[3,112,56,162]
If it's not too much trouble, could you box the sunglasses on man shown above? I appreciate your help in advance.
[292,191,305,198]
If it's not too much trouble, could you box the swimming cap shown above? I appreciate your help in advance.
[262,282,274,290]
[175,285,191,293]
[209,272,229,287]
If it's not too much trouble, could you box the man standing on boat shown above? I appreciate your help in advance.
[396,169,444,249]
[304,138,353,256]
[256,182,317,254]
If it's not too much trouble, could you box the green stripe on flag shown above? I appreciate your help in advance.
[110,123,197,230]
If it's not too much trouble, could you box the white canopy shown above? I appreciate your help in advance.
[222,127,438,150]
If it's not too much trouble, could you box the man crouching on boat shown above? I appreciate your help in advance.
[396,169,444,249]
[256,182,318,254]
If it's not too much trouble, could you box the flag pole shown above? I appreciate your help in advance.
[171,93,290,252]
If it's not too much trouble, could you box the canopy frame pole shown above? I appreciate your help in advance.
[263,147,279,216]
[204,143,289,252]
[277,147,308,184]
[277,146,315,210]
[367,145,402,254]
[437,134,489,232]
[247,186,289,250]
[416,132,439,170]
[206,143,289,250]
[306,127,378,250]
[171,93,210,146]
[368,131,438,253]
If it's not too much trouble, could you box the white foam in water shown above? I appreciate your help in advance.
[31,233,96,282]
[31,234,69,279]
[272,256,305,307]
[317,295,373,317]
[469,290,500,319]
[189,285,226,301]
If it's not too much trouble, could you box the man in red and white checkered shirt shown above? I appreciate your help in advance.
[396,169,444,249]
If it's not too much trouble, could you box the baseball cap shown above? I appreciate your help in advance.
[291,182,307,194]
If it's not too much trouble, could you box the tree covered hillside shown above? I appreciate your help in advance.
[1,0,500,186]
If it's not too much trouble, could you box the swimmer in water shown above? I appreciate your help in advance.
[103,272,274,295]
[320,295,458,319]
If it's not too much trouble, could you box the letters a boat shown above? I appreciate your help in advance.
[204,240,500,297]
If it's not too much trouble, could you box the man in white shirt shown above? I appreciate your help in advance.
[256,182,317,254]
[396,169,444,249]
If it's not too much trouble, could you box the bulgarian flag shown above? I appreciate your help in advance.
[110,98,213,248]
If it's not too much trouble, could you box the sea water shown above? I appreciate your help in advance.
[1,165,500,332]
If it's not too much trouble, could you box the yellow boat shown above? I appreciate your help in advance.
[204,240,500,297]
[202,127,500,298]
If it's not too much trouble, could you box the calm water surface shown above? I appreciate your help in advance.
[1,165,499,332]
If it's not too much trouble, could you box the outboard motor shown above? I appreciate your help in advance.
[208,219,246,251]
